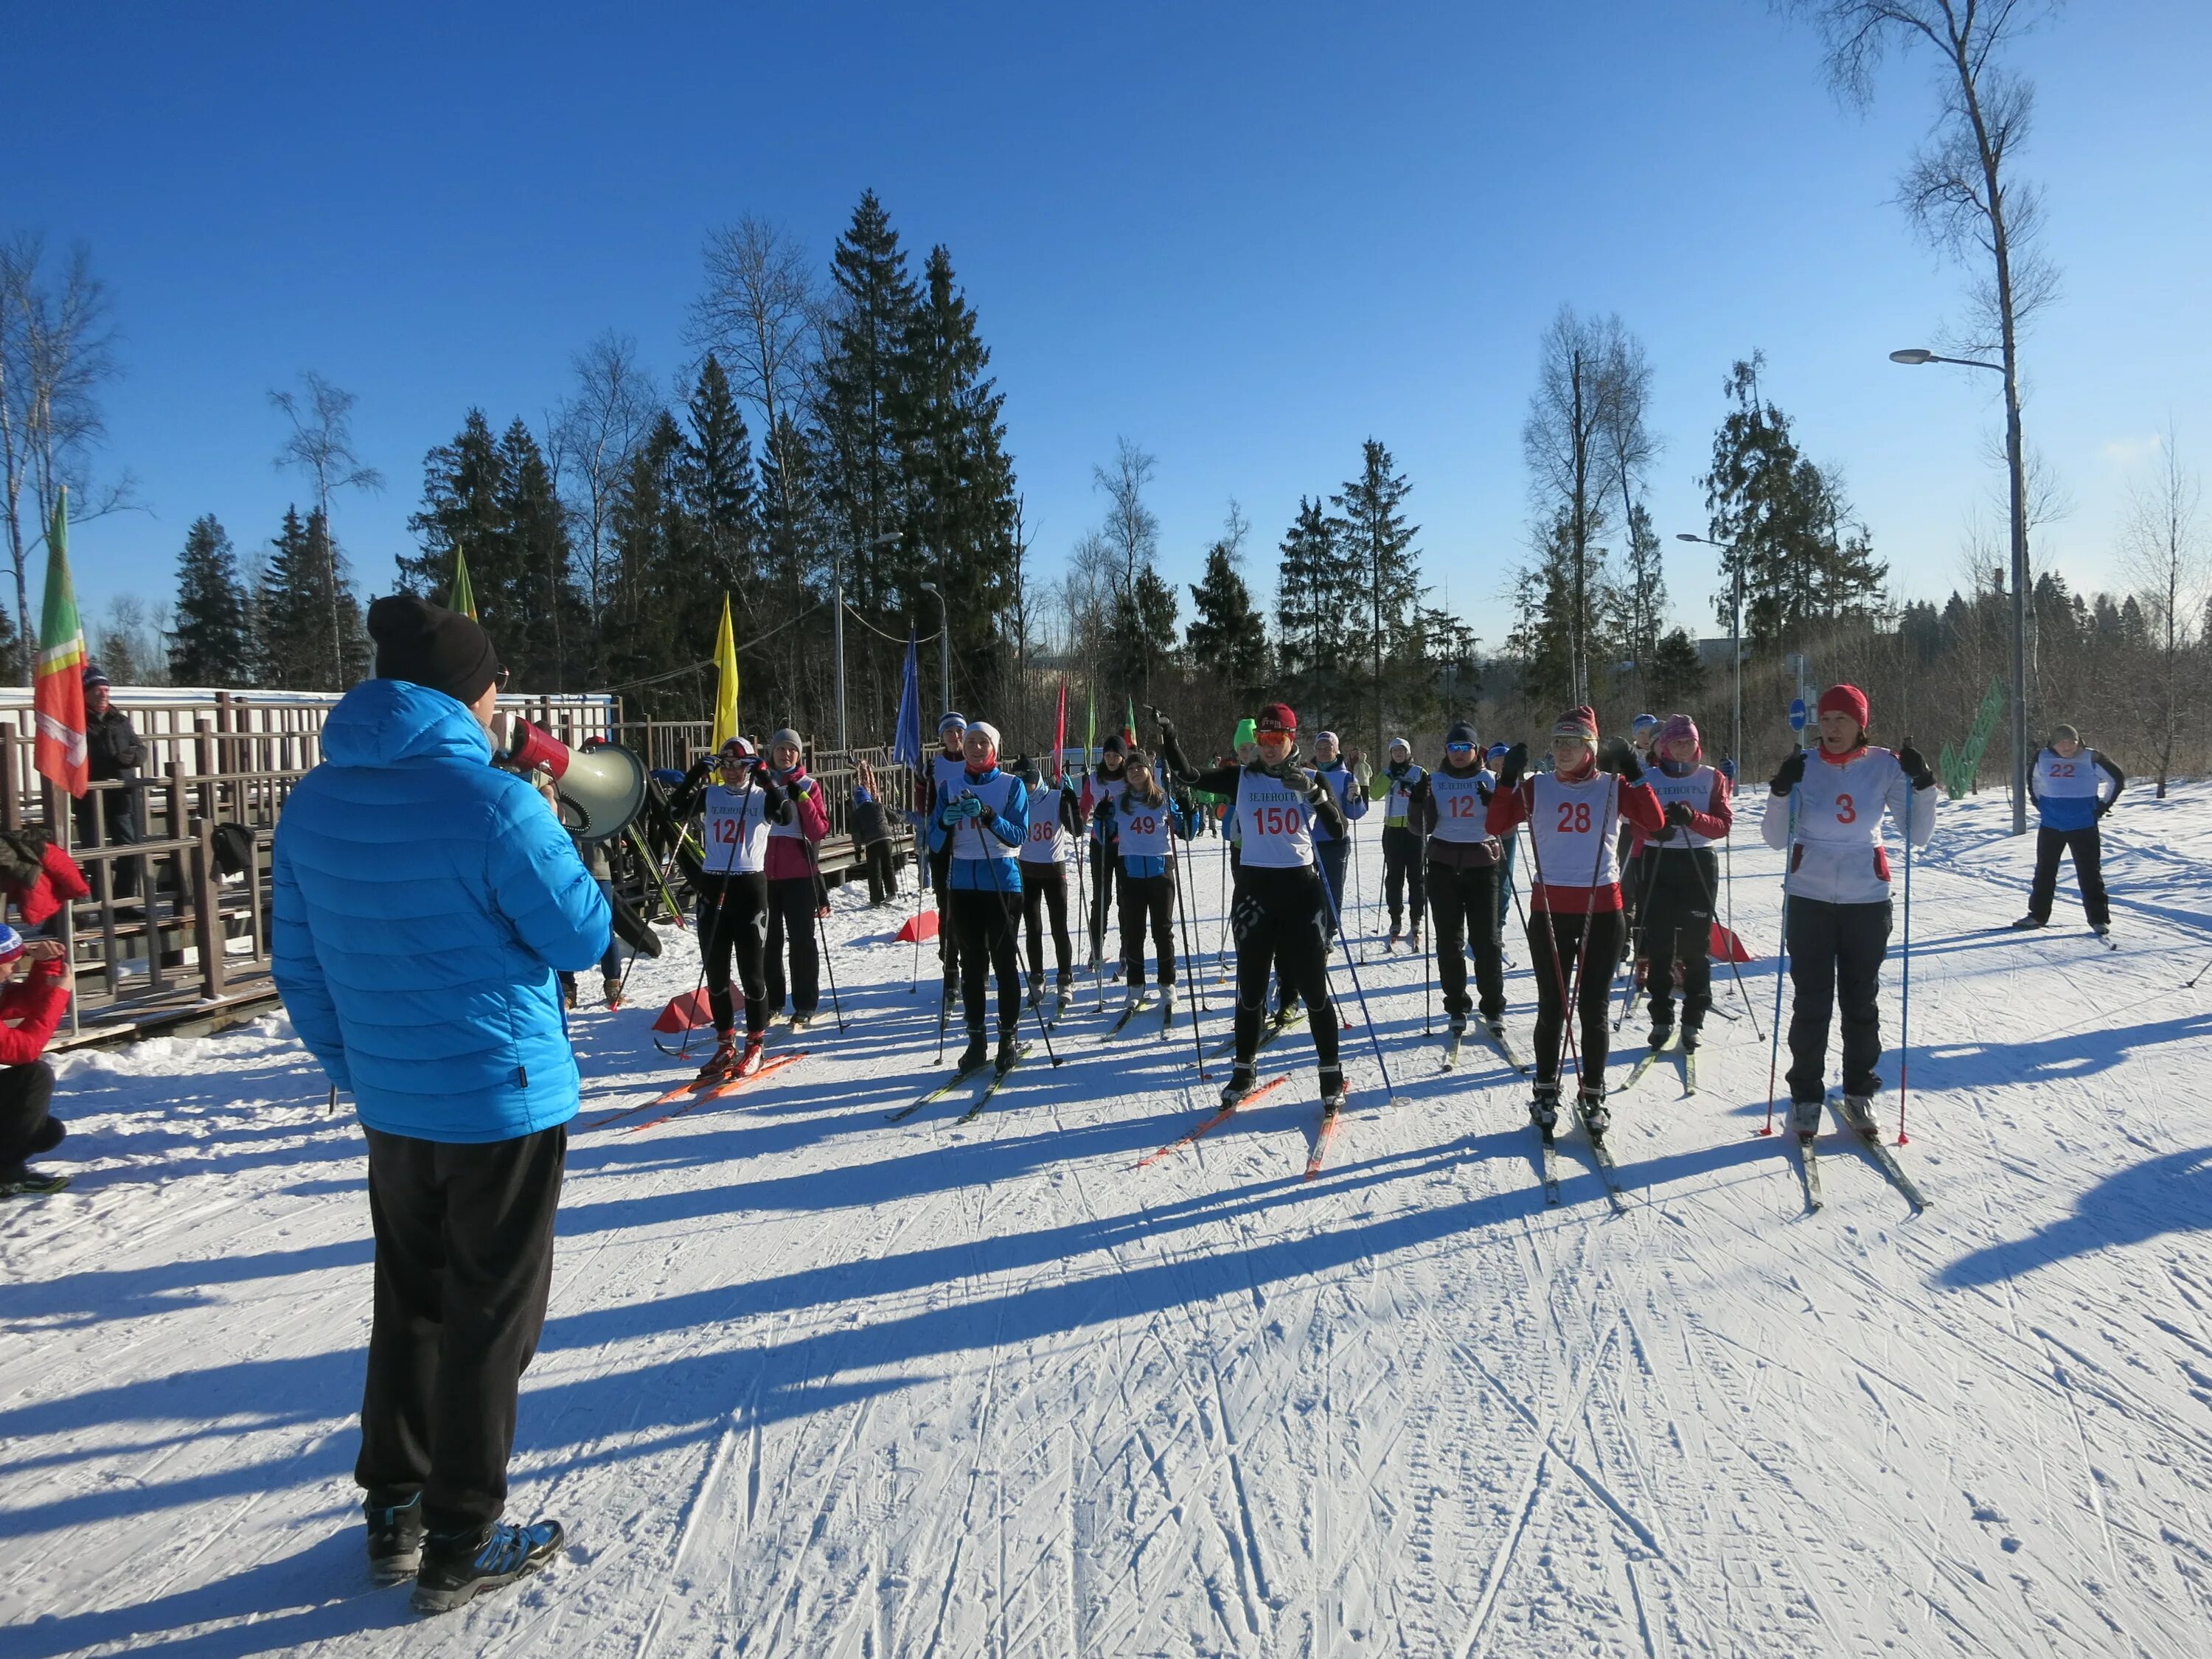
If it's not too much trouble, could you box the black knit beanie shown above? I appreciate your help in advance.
[367,594,500,705]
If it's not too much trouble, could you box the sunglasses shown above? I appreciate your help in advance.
[493,666,512,690]
[1446,742,1474,752]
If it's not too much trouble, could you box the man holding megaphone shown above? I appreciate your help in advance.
[274,594,612,1614]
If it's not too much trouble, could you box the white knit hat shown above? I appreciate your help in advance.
[967,720,1001,754]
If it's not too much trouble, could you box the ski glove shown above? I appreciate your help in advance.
[1664,801,1696,828]
[946,795,985,823]
[1896,745,1935,791]
[1598,736,1643,782]
[1770,750,1807,796]
[2096,799,2112,820]
[684,757,715,785]
[1719,758,1737,782]
[1498,742,1528,790]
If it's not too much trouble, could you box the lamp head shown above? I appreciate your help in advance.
[1889,348,1935,365]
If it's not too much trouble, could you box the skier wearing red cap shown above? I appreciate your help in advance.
[1486,707,1666,1138]
[1761,683,1937,1137]
[1158,703,1352,1115]
[1630,714,1733,1053]
[667,737,781,1079]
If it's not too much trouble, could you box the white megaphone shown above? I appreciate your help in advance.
[499,720,648,843]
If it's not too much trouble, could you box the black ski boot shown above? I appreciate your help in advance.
[957,1028,988,1074]
[1447,1010,1468,1039]
[995,1030,1021,1076]
[1680,1023,1702,1054]
[1219,1062,1257,1110]
[364,1491,424,1585]
[411,1517,565,1615]
[1648,1015,1674,1051]
[1529,1083,1559,1135]
[1579,1087,1610,1139]
[1318,1065,1347,1117]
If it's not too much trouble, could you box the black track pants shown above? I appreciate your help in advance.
[1641,849,1717,1032]
[1021,862,1073,983]
[696,874,769,1038]
[764,875,821,1017]
[1428,860,1506,1020]
[1086,841,1117,961]
[951,885,1023,1038]
[1528,908,1625,1091]
[2028,826,2109,926]
[357,1124,565,1534]
[1118,869,1178,987]
[1382,826,1424,932]
[1784,896,1891,1102]
[1229,866,1340,1071]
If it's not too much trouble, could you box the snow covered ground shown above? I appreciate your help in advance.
[5,782,2212,1657]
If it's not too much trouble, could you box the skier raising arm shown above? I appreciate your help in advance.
[1486,707,1664,1140]
[929,720,1030,1077]
[1760,683,1936,1138]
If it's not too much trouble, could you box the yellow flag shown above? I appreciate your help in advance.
[712,594,740,745]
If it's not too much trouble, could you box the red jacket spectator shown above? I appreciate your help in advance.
[0,831,91,930]
[0,953,69,1066]
[762,768,830,881]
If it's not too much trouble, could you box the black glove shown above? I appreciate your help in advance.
[684,756,714,785]
[757,776,789,816]
[1476,780,1494,807]
[2096,799,2112,820]
[976,802,998,826]
[1155,714,1175,737]
[1896,744,1935,791]
[1499,742,1528,790]
[1598,736,1642,782]
[1770,750,1807,795]
[1665,801,1696,828]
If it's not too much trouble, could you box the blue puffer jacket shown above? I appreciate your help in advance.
[273,678,613,1144]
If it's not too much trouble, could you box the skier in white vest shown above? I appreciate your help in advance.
[2013,723,2124,936]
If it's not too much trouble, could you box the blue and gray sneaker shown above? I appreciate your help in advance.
[411,1518,564,1614]
[364,1492,424,1585]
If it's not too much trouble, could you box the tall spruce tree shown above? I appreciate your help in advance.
[898,243,1020,714]
[260,507,368,689]
[601,411,701,712]
[683,354,762,601]
[1276,498,1341,717]
[1186,507,1268,695]
[1330,439,1422,752]
[170,515,256,686]
[403,411,584,690]
[815,190,918,617]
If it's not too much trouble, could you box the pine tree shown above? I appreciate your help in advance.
[1276,498,1339,715]
[404,411,583,690]
[601,412,701,712]
[815,190,918,616]
[682,354,761,601]
[1646,627,1708,709]
[1619,501,1667,694]
[1329,439,1422,751]
[1507,515,1582,713]
[170,515,256,686]
[260,507,368,689]
[1186,509,1268,695]
[0,602,21,684]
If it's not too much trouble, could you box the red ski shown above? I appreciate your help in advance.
[629,1052,806,1132]
[1304,1105,1343,1180]
[1133,1077,1289,1169]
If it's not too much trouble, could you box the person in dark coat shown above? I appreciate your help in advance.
[74,666,145,900]
[850,758,898,905]
[274,595,611,1615]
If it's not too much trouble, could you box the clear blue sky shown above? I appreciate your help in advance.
[13,0,2210,655]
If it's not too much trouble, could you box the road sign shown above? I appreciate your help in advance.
[1788,697,1808,734]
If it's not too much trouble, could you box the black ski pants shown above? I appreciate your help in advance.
[357,1122,564,1534]
[1641,849,1717,1032]
[1229,866,1340,1071]
[860,838,897,905]
[0,1061,62,1176]
[930,847,961,990]
[951,885,1023,1038]
[763,874,820,1018]
[1784,895,1891,1102]
[2028,825,2110,926]
[1381,826,1425,933]
[1021,861,1073,984]
[1316,838,1350,943]
[1118,868,1178,987]
[1428,859,1506,1021]
[1528,907,1626,1092]
[697,873,770,1038]
[1086,840,1117,962]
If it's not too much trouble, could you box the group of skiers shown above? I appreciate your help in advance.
[655,684,2127,1158]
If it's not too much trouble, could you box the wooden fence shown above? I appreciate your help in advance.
[0,689,920,1048]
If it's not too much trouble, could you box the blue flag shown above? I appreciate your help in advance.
[893,624,923,771]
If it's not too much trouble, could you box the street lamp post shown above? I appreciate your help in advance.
[1676,532,1747,769]
[919,581,951,722]
[1890,347,2031,836]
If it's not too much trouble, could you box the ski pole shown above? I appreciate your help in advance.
[803,838,847,1035]
[1672,825,1764,1041]
[1761,785,1799,1138]
[1896,812,1914,1145]
[906,821,925,995]
[2185,953,2212,991]
[1422,855,1435,1037]
[1313,852,1397,1100]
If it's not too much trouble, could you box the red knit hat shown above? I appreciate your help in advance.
[1817,684,1870,732]
[1551,706,1599,742]
[1256,702,1297,734]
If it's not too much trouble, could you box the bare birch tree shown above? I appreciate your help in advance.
[270,371,383,688]
[550,333,657,624]
[1,234,133,683]
[688,217,820,525]
[2123,422,2205,797]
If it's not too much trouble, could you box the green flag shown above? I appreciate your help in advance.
[448,546,478,622]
